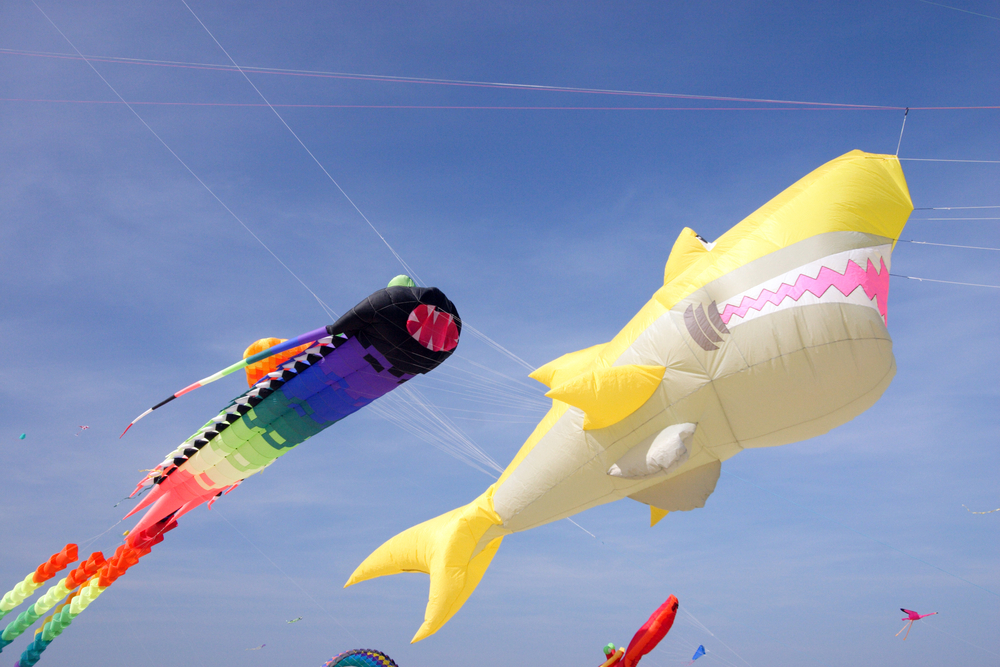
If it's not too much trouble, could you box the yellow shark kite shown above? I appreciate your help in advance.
[346,150,913,641]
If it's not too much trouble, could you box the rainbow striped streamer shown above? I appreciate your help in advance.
[0,546,77,622]
[0,553,104,652]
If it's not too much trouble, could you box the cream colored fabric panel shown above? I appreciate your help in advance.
[735,348,895,449]
[714,305,894,447]
[491,405,588,523]
[495,380,733,532]
[494,400,569,488]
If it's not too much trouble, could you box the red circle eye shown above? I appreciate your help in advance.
[406,304,459,352]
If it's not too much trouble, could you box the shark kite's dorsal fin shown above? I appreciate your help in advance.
[663,227,711,286]
[545,364,666,430]
[529,343,608,389]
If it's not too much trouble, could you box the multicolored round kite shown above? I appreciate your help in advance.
[323,648,398,667]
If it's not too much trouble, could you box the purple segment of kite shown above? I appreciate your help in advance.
[283,337,413,426]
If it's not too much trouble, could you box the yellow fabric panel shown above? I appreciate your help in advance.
[545,364,666,430]
[345,486,509,643]
[663,227,710,285]
[528,343,608,389]
[650,506,669,526]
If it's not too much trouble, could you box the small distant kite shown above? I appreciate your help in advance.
[963,504,1000,514]
[689,645,706,663]
[245,644,265,651]
[897,609,937,640]
[18,434,25,440]
[74,426,89,436]
[286,617,302,624]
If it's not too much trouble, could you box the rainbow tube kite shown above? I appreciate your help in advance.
[348,150,914,641]
[123,280,461,536]
[2,279,460,661]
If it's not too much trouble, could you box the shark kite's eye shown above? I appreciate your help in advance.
[407,304,459,352]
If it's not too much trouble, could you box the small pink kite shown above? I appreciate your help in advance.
[896,608,937,640]
[75,425,90,436]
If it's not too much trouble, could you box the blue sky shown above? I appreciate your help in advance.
[1,1,998,666]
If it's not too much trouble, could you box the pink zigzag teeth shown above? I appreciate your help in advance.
[720,256,890,325]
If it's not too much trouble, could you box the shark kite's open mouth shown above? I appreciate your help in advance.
[718,245,892,328]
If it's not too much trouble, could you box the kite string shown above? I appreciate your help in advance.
[913,0,1000,22]
[923,619,1000,658]
[214,510,362,645]
[899,239,1000,251]
[79,519,124,550]
[459,322,537,372]
[721,470,1000,598]
[913,206,1000,210]
[895,107,908,156]
[0,47,900,109]
[178,0,423,286]
[4,45,1000,111]
[890,273,1000,289]
[900,158,1000,163]
[29,0,339,322]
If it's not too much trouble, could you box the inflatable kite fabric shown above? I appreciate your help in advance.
[347,150,914,642]
[323,648,398,667]
[601,595,679,667]
[0,278,460,664]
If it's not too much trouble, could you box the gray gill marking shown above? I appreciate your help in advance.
[684,303,728,351]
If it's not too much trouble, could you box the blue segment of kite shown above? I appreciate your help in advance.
[692,645,706,661]
[18,434,25,440]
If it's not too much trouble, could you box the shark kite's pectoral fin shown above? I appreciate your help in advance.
[629,460,722,520]
[608,423,696,479]
[545,364,666,430]
[345,487,510,643]
[663,227,712,286]
[529,343,608,389]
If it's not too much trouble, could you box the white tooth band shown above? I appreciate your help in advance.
[718,244,891,327]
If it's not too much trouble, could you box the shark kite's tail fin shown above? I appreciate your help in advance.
[345,487,509,642]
